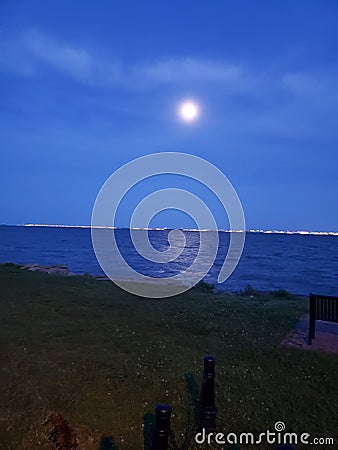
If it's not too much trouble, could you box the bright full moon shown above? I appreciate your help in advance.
[179,101,199,122]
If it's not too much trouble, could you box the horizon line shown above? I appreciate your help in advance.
[1,223,338,236]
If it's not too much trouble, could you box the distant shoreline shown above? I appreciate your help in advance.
[1,224,338,236]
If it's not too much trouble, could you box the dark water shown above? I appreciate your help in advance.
[0,225,337,296]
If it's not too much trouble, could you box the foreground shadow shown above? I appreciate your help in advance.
[99,436,119,449]
[185,372,200,420]
[143,412,155,450]
[176,372,200,450]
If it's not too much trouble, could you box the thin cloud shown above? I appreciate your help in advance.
[1,29,337,140]
[282,72,325,96]
[137,58,244,84]
[24,30,94,83]
[1,30,250,90]
[281,72,338,106]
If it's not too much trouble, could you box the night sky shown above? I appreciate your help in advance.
[1,1,338,231]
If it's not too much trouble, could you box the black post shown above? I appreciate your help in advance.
[152,403,171,450]
[308,293,316,345]
[199,355,217,432]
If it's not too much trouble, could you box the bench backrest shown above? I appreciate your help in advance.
[309,293,338,323]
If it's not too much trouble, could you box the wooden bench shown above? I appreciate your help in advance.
[308,293,338,344]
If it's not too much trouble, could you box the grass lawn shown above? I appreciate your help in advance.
[0,264,337,449]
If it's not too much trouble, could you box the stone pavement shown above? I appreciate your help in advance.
[281,314,338,354]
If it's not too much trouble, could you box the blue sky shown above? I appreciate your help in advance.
[1,0,338,231]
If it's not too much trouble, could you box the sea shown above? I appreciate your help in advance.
[0,225,337,296]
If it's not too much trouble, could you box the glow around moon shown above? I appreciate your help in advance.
[179,101,200,122]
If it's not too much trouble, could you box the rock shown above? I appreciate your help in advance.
[20,263,75,276]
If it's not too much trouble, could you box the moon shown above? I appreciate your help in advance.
[179,100,200,122]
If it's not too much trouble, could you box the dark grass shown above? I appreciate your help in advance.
[0,264,337,449]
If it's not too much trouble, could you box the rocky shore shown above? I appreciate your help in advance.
[19,263,75,276]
